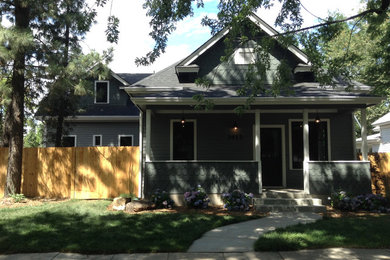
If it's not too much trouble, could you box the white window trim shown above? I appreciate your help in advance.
[93,135,102,146]
[94,80,110,104]
[288,118,331,171]
[118,135,134,146]
[170,119,197,161]
[233,47,256,65]
[63,135,77,147]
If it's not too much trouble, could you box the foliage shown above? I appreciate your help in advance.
[0,200,258,253]
[151,189,174,209]
[184,185,210,208]
[24,119,44,147]
[9,193,26,203]
[330,191,390,213]
[222,190,254,211]
[255,215,390,251]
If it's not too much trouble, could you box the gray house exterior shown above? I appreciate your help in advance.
[124,14,381,199]
[44,72,151,147]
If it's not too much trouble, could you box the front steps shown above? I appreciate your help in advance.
[254,189,327,213]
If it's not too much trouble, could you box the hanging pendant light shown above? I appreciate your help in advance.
[315,113,321,124]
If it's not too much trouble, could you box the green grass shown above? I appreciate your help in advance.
[255,215,390,251]
[0,200,258,254]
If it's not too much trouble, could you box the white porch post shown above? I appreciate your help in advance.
[138,111,144,198]
[361,108,368,161]
[303,109,310,194]
[146,109,151,162]
[255,110,262,194]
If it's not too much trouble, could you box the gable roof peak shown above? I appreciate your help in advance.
[177,12,309,68]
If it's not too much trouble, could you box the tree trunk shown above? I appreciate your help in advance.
[4,2,30,197]
[55,114,65,147]
[1,108,11,147]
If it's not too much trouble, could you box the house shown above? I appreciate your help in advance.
[125,13,382,201]
[42,72,151,147]
[357,112,390,152]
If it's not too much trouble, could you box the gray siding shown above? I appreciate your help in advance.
[150,113,254,161]
[144,161,259,196]
[309,161,371,195]
[51,122,139,147]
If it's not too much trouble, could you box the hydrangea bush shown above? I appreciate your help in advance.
[222,189,254,211]
[184,185,210,208]
[151,189,174,209]
[331,191,390,213]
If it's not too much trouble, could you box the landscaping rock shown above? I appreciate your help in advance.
[125,200,153,213]
[112,197,127,211]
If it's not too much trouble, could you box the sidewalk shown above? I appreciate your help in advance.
[188,212,321,252]
[1,249,390,259]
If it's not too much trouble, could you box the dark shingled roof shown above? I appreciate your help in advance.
[117,73,153,85]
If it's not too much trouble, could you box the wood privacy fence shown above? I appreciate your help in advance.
[0,146,139,199]
[360,153,390,198]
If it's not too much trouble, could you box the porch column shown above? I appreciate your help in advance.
[146,109,151,162]
[138,111,144,198]
[303,109,310,194]
[255,110,262,193]
[361,108,368,161]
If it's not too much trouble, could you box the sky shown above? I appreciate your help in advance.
[83,0,365,74]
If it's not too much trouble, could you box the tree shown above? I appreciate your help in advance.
[0,0,118,196]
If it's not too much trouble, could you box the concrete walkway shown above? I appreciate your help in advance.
[1,249,390,259]
[188,212,322,252]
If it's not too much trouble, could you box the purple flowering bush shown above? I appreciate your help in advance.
[151,189,174,209]
[331,191,390,213]
[184,185,210,209]
[222,189,254,211]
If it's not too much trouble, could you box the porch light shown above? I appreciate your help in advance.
[315,114,321,124]
[233,121,239,132]
[181,117,186,127]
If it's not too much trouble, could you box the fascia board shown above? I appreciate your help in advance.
[110,71,130,85]
[130,96,384,106]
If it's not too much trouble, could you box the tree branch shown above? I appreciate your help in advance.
[276,8,388,36]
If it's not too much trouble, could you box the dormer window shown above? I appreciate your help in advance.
[95,81,109,104]
[233,47,256,64]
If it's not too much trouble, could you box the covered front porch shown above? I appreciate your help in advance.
[140,107,372,198]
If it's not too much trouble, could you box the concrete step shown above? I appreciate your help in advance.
[260,191,315,199]
[255,205,327,213]
[254,198,323,206]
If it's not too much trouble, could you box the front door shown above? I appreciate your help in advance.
[261,127,283,187]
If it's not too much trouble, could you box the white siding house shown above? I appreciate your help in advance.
[357,112,390,152]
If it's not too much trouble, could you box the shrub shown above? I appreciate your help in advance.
[331,191,390,213]
[222,190,253,211]
[10,193,26,203]
[184,185,210,209]
[151,189,174,209]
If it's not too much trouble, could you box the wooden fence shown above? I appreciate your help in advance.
[360,153,390,198]
[0,146,139,199]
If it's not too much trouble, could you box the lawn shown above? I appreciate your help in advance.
[255,215,390,251]
[0,199,258,254]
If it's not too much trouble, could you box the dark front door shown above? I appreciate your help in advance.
[261,127,283,187]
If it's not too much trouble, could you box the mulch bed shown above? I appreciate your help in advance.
[321,205,389,218]
[0,197,69,209]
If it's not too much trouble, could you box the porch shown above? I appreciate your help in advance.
[141,107,372,198]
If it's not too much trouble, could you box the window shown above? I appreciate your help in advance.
[94,81,109,104]
[233,47,256,64]
[62,135,76,147]
[119,135,133,146]
[290,120,329,169]
[170,120,196,160]
[93,135,102,146]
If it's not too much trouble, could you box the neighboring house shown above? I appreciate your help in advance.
[42,72,151,147]
[357,112,390,152]
[125,13,382,199]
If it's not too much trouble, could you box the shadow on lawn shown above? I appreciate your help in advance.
[254,216,390,251]
[0,205,242,254]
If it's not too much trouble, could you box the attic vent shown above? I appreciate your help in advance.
[233,47,256,65]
